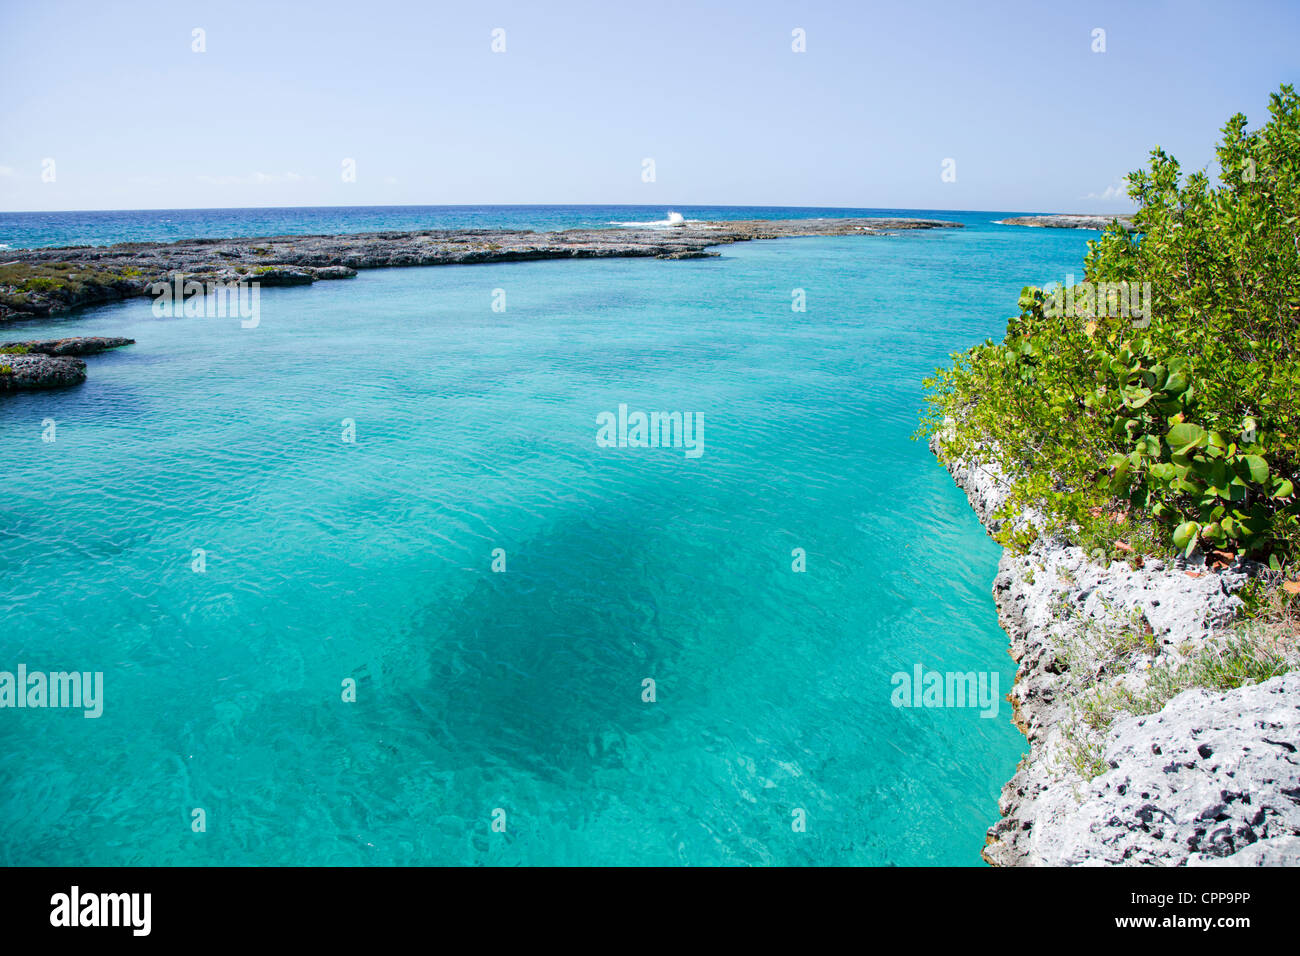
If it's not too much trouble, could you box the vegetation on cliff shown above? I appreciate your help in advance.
[922,85,1300,569]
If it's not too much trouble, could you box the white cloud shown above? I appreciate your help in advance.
[0,166,17,178]
[1083,178,1131,201]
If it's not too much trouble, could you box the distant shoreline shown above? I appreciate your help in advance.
[996,213,1136,231]
[0,217,961,326]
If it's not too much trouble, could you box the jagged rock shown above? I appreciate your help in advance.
[0,353,86,390]
[1188,835,1300,866]
[308,266,358,280]
[2,336,134,356]
[656,250,720,260]
[1050,674,1300,865]
[244,268,313,286]
[930,431,1294,867]
[997,214,1136,231]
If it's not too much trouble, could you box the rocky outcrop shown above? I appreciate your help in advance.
[0,337,133,391]
[996,214,1135,231]
[308,266,357,280]
[242,267,314,286]
[656,249,721,260]
[0,270,146,319]
[0,218,960,323]
[2,336,134,356]
[0,353,87,390]
[1054,674,1300,865]
[931,436,1298,866]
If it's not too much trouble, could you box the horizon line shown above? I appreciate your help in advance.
[0,201,1138,217]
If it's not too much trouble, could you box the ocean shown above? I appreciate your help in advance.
[0,205,1093,865]
[3,204,1051,250]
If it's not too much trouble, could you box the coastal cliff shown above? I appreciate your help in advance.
[932,435,1300,866]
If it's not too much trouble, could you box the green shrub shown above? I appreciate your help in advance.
[922,85,1300,567]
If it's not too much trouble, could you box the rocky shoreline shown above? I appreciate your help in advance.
[996,214,1135,231]
[0,217,960,325]
[0,337,133,390]
[932,435,1300,866]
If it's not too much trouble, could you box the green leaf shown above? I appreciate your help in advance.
[1172,521,1199,552]
[1239,454,1269,483]
[1166,422,1207,449]
[1110,456,1132,493]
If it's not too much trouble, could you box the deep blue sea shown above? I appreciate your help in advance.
[0,205,1093,865]
[1,204,1062,250]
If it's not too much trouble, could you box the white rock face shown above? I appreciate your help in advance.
[931,435,1298,867]
[1188,835,1300,866]
[1056,674,1300,865]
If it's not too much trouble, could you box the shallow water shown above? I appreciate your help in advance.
[0,211,1091,865]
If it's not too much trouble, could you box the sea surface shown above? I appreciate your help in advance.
[0,205,1093,865]
[0,203,1067,250]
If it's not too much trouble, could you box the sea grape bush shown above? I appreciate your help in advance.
[922,85,1300,567]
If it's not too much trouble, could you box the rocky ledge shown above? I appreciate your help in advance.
[931,436,1299,866]
[0,353,87,390]
[0,218,960,323]
[996,214,1135,231]
[0,337,133,391]
[2,335,135,356]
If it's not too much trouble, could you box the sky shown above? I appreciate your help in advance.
[0,0,1296,213]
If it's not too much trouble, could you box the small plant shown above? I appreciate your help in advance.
[1059,721,1110,780]
[1056,601,1156,682]
[1138,633,1293,708]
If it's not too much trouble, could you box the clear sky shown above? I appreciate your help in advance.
[1,0,1296,213]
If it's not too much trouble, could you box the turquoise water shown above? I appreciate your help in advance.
[0,212,1091,865]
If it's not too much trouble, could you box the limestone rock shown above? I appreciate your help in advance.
[930,429,1294,867]
[0,353,86,389]
[2,336,134,356]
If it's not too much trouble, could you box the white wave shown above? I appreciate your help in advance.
[608,211,696,228]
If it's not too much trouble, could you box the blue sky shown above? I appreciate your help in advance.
[1,0,1296,213]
